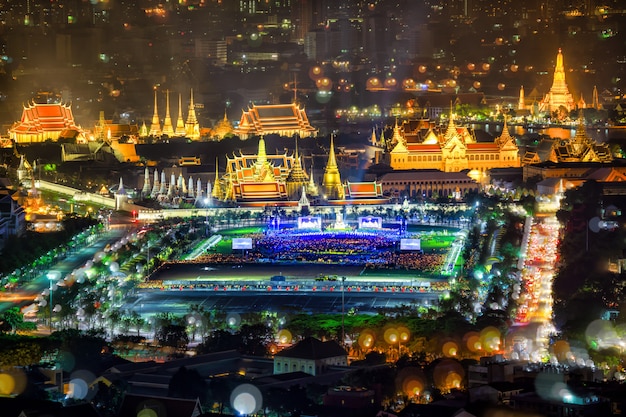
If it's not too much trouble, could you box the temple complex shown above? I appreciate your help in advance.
[9,102,85,143]
[209,136,384,206]
[384,113,520,173]
[234,103,317,139]
[522,113,613,165]
[538,49,575,114]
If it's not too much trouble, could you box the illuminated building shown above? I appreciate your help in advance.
[322,135,345,200]
[211,136,384,205]
[234,103,317,139]
[274,337,347,376]
[385,114,520,174]
[522,114,613,165]
[538,49,575,114]
[211,111,234,140]
[217,136,301,202]
[185,89,201,140]
[9,102,85,143]
[148,89,201,139]
[149,90,161,136]
[162,90,175,137]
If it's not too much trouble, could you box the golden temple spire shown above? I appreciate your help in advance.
[370,127,378,146]
[390,119,407,153]
[539,48,574,113]
[307,163,319,197]
[444,105,458,142]
[212,157,222,199]
[286,137,308,197]
[497,116,516,150]
[592,85,600,110]
[185,88,201,139]
[518,85,525,110]
[149,89,161,136]
[175,93,186,136]
[322,134,344,200]
[257,136,268,164]
[162,90,175,136]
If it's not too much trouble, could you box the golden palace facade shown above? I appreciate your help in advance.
[384,115,521,173]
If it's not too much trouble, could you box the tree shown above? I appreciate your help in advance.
[155,324,189,351]
[0,307,36,334]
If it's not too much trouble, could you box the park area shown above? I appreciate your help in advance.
[147,223,464,290]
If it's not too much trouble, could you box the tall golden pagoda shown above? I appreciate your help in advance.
[322,135,345,200]
[252,136,275,182]
[162,90,175,136]
[539,49,575,113]
[518,86,525,110]
[148,90,161,136]
[286,138,309,198]
[212,158,222,199]
[175,93,186,136]
[185,89,201,140]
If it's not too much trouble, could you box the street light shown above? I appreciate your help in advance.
[47,272,59,333]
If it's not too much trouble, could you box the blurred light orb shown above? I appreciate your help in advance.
[226,313,241,328]
[0,373,15,395]
[137,409,158,417]
[384,78,397,88]
[467,63,475,71]
[473,81,481,89]
[309,66,323,80]
[68,378,89,399]
[277,329,292,344]
[418,65,427,73]
[442,341,458,357]
[498,83,506,91]
[231,384,263,415]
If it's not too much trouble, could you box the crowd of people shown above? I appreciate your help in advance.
[365,252,446,273]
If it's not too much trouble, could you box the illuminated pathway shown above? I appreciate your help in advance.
[510,214,560,360]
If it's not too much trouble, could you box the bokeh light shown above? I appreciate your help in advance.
[433,359,464,392]
[277,329,292,344]
[230,383,263,415]
[0,368,26,396]
[480,326,501,353]
[358,330,375,350]
[396,367,426,397]
[442,341,459,357]
[464,331,481,352]
[226,313,241,328]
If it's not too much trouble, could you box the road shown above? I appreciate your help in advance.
[0,226,129,314]
[128,287,441,317]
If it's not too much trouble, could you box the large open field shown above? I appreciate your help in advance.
[152,224,464,285]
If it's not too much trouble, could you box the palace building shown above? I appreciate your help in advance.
[9,102,86,143]
[384,113,521,174]
[538,49,575,114]
[234,103,318,139]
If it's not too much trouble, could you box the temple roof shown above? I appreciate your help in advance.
[235,103,317,138]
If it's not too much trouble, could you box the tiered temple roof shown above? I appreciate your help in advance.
[234,103,318,139]
[9,102,84,143]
